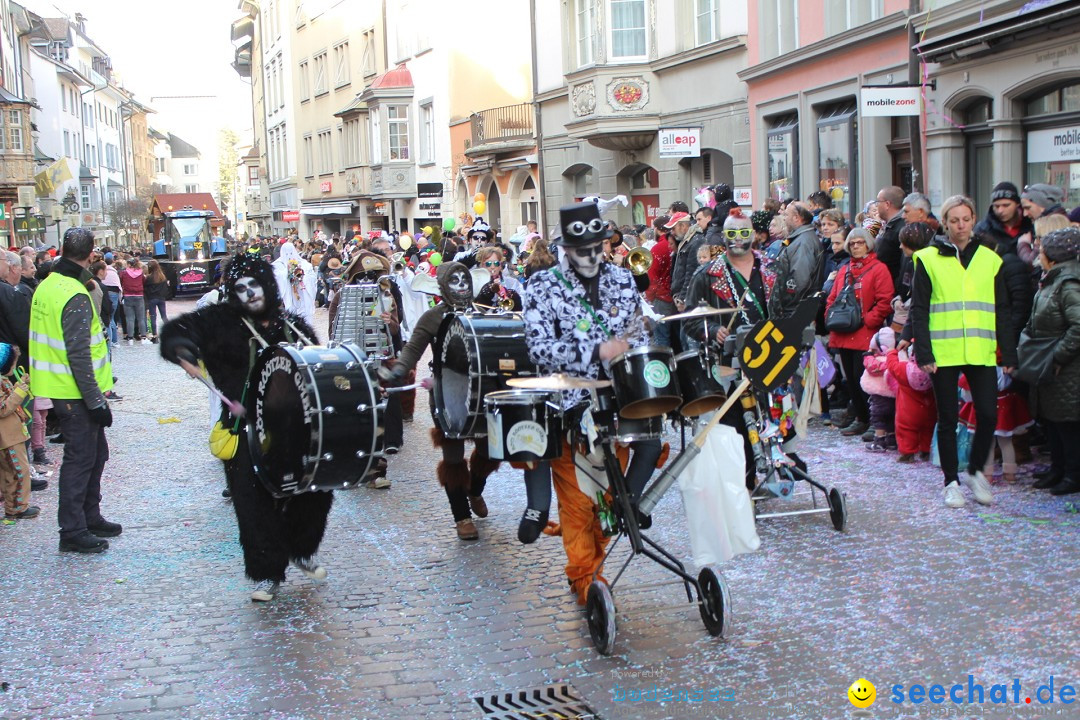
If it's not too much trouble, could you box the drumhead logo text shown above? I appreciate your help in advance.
[507,421,547,457]
[255,353,315,491]
[643,360,671,389]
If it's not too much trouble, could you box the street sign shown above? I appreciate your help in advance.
[282,210,300,222]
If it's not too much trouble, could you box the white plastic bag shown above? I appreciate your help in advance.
[678,424,761,566]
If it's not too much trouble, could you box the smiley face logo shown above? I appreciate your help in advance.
[848,678,876,708]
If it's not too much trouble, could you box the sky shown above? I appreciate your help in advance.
[23,0,255,160]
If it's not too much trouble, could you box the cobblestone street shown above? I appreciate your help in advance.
[1,301,1078,720]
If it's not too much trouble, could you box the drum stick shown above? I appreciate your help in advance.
[179,358,246,418]
[384,380,428,394]
[637,377,751,515]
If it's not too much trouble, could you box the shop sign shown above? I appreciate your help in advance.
[417,200,442,218]
[320,181,332,193]
[631,194,661,226]
[860,86,921,117]
[417,182,443,198]
[1027,126,1080,163]
[658,127,701,158]
[282,210,301,222]
[734,188,753,206]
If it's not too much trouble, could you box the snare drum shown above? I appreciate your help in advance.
[594,388,662,443]
[674,350,729,417]
[484,390,563,461]
[610,345,681,419]
[247,343,383,498]
[433,312,536,439]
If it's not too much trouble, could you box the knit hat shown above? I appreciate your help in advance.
[1068,206,1080,224]
[905,354,932,392]
[990,181,1021,204]
[1021,183,1065,210]
[1040,227,1080,264]
[751,210,774,234]
[0,342,15,375]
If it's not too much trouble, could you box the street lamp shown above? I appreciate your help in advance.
[16,185,37,248]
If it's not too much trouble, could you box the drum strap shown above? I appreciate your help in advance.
[551,268,612,338]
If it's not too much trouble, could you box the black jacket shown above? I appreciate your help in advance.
[1026,260,1080,422]
[0,280,30,370]
[973,211,1035,348]
[910,236,1017,368]
[876,213,905,288]
[670,225,707,303]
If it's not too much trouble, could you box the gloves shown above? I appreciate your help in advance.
[377,365,406,383]
[89,404,113,428]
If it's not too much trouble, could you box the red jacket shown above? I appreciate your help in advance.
[825,253,894,351]
[646,234,673,303]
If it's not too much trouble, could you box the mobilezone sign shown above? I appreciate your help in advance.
[860,86,922,117]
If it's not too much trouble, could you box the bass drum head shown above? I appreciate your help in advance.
[247,346,313,496]
[434,315,475,437]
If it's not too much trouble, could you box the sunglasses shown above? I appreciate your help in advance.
[483,260,502,267]
[724,228,753,239]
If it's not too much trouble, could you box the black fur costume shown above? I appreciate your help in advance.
[159,254,332,582]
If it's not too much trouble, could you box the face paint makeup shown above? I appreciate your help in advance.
[567,241,604,278]
[233,277,266,314]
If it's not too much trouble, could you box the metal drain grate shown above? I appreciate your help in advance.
[474,682,600,719]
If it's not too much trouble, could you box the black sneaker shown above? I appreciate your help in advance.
[31,478,48,491]
[104,391,123,401]
[59,531,109,553]
[87,519,123,537]
[49,433,65,444]
[5,506,40,519]
[222,487,232,499]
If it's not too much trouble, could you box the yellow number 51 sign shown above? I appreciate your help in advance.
[740,298,819,392]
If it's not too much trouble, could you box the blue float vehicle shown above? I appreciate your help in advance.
[148,194,228,297]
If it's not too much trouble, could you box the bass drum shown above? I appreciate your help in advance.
[433,312,535,439]
[247,343,383,498]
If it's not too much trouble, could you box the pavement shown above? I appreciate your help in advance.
[1,299,1078,720]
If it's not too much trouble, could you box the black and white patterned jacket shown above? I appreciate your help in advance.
[523,260,645,409]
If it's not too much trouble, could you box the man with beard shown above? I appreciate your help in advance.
[683,211,777,485]
[380,262,498,540]
[974,181,1035,346]
[523,201,659,606]
[159,253,331,602]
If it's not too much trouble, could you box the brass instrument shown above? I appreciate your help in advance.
[496,294,516,311]
[626,246,653,276]
[391,251,406,273]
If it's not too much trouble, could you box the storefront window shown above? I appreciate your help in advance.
[1024,83,1080,209]
[816,101,857,220]
[767,114,798,201]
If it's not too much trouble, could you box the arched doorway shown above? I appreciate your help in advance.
[679,148,734,204]
[476,176,502,233]
[617,162,660,227]
[454,176,469,227]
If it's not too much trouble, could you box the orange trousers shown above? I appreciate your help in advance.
[550,441,628,605]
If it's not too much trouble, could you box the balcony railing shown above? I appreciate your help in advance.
[469,103,533,148]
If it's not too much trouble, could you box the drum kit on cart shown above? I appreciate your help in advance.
[236,294,847,656]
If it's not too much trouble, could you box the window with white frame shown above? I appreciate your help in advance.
[313,51,328,95]
[333,41,350,88]
[156,157,166,173]
[609,0,647,60]
[276,52,285,108]
[299,60,310,100]
[81,184,91,210]
[184,163,197,175]
[267,59,276,110]
[577,0,595,66]
[318,129,332,174]
[695,0,718,46]
[762,0,798,59]
[3,110,22,152]
[825,0,883,36]
[304,134,314,176]
[64,130,71,157]
[387,105,409,161]
[361,28,377,76]
[62,87,67,112]
[419,101,434,164]
[370,112,381,165]
[343,118,361,167]
[185,184,198,193]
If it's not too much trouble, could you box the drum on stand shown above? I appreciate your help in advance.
[247,342,384,498]
[674,349,729,417]
[484,390,563,461]
[594,387,663,443]
[433,312,536,439]
[610,346,682,420]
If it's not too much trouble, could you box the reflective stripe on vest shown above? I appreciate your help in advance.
[913,244,1002,367]
[28,272,114,399]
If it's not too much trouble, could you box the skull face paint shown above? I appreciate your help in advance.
[723,219,754,257]
[446,269,472,308]
[233,277,266,314]
[567,241,604,278]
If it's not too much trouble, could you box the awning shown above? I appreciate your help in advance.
[300,203,355,216]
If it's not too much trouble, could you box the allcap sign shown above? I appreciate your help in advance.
[1027,126,1080,163]
[860,86,921,117]
[658,127,701,158]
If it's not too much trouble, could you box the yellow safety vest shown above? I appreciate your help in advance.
[913,243,1002,367]
[29,271,114,399]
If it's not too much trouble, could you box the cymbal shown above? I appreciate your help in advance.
[660,305,742,323]
[506,374,612,390]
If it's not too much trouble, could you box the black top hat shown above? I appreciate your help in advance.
[557,201,613,246]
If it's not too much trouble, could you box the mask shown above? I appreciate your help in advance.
[446,270,472,308]
[233,277,266,315]
[567,241,604,278]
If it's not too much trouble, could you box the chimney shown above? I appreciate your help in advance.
[74,13,86,33]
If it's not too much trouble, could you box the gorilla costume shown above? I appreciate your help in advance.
[159,253,332,602]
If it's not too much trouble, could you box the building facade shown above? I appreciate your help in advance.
[533,0,749,233]
[917,0,1080,211]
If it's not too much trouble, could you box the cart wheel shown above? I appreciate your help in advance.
[697,565,732,638]
[586,581,617,655]
[829,487,847,532]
